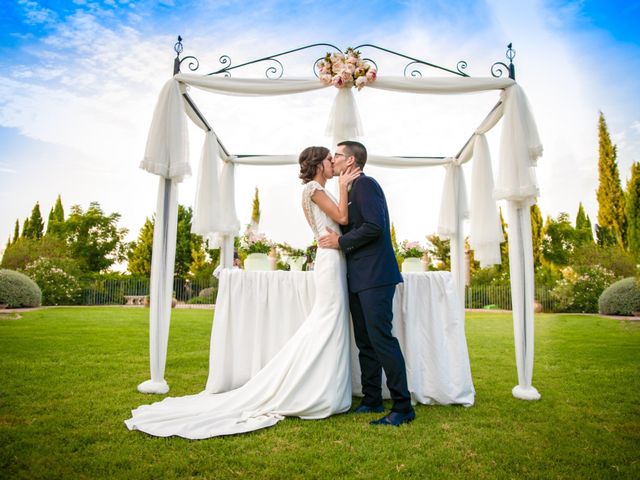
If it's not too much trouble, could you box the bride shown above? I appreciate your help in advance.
[125,146,361,439]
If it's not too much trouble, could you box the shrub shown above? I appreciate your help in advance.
[0,269,42,308]
[189,286,217,304]
[187,296,216,305]
[598,277,640,316]
[550,265,617,313]
[23,258,82,306]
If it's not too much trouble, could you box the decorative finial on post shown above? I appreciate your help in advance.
[173,35,183,75]
[172,35,199,76]
[491,43,516,80]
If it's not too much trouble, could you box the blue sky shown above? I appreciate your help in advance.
[1,0,639,256]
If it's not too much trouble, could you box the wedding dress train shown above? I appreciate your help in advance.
[125,181,351,439]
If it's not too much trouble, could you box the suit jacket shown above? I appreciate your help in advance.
[338,174,403,293]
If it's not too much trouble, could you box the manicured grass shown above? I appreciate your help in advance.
[1,308,638,479]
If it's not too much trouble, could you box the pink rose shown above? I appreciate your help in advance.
[340,70,351,82]
[366,68,377,82]
[332,75,345,87]
[355,76,367,90]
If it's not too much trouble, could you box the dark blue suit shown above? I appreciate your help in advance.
[339,174,412,413]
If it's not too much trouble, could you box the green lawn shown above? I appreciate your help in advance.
[0,308,638,479]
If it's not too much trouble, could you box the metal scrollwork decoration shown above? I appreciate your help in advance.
[171,37,515,80]
[491,43,516,80]
[209,43,342,78]
[173,35,200,74]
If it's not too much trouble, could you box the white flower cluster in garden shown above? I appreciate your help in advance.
[317,48,377,90]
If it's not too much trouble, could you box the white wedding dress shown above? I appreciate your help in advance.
[125,181,352,439]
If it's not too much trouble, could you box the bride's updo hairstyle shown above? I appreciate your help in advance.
[298,146,330,184]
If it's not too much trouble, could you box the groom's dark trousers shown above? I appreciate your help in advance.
[339,174,412,414]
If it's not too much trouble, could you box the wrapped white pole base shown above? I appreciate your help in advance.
[512,385,541,401]
[137,379,170,394]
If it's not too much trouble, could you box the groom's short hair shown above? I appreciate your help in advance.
[338,141,367,169]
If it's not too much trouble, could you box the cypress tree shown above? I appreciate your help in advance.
[24,202,44,240]
[22,218,31,239]
[575,202,594,245]
[530,204,543,268]
[625,162,640,260]
[596,112,626,247]
[47,195,65,236]
[12,219,19,244]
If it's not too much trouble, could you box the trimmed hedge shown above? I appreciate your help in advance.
[0,269,42,308]
[598,277,640,316]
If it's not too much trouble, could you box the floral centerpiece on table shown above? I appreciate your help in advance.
[317,47,377,90]
[397,240,425,259]
[239,232,273,255]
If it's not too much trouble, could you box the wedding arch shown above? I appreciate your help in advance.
[137,38,542,402]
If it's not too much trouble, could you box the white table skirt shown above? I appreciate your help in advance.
[206,270,475,406]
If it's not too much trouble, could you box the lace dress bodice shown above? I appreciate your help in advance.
[302,181,341,241]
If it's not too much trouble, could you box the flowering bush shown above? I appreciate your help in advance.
[317,48,377,90]
[239,232,273,255]
[397,240,425,259]
[550,265,617,313]
[23,258,82,306]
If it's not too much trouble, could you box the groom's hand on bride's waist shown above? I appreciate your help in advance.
[318,227,340,249]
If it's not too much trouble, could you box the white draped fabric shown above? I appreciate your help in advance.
[208,270,474,407]
[138,72,542,400]
[136,177,178,394]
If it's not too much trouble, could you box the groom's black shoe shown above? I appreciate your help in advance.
[351,403,385,414]
[370,410,416,426]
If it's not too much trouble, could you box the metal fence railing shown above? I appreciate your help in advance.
[82,277,218,307]
[464,285,556,312]
[80,277,556,312]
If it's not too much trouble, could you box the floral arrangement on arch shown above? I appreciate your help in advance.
[397,240,426,259]
[318,48,377,90]
[239,232,273,255]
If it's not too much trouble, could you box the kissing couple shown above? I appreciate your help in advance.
[125,141,415,439]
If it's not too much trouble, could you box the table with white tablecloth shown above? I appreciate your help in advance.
[206,270,475,406]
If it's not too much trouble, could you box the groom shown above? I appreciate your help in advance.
[319,141,415,426]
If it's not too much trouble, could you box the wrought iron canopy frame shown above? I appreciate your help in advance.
[171,37,517,160]
[173,36,516,80]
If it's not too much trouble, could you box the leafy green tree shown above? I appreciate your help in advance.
[127,217,154,276]
[0,236,71,271]
[530,204,543,268]
[575,202,594,246]
[426,234,450,270]
[499,207,509,271]
[390,222,398,252]
[596,112,626,248]
[625,162,640,260]
[175,205,206,278]
[64,202,128,272]
[542,213,577,266]
[251,187,261,227]
[46,195,65,237]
